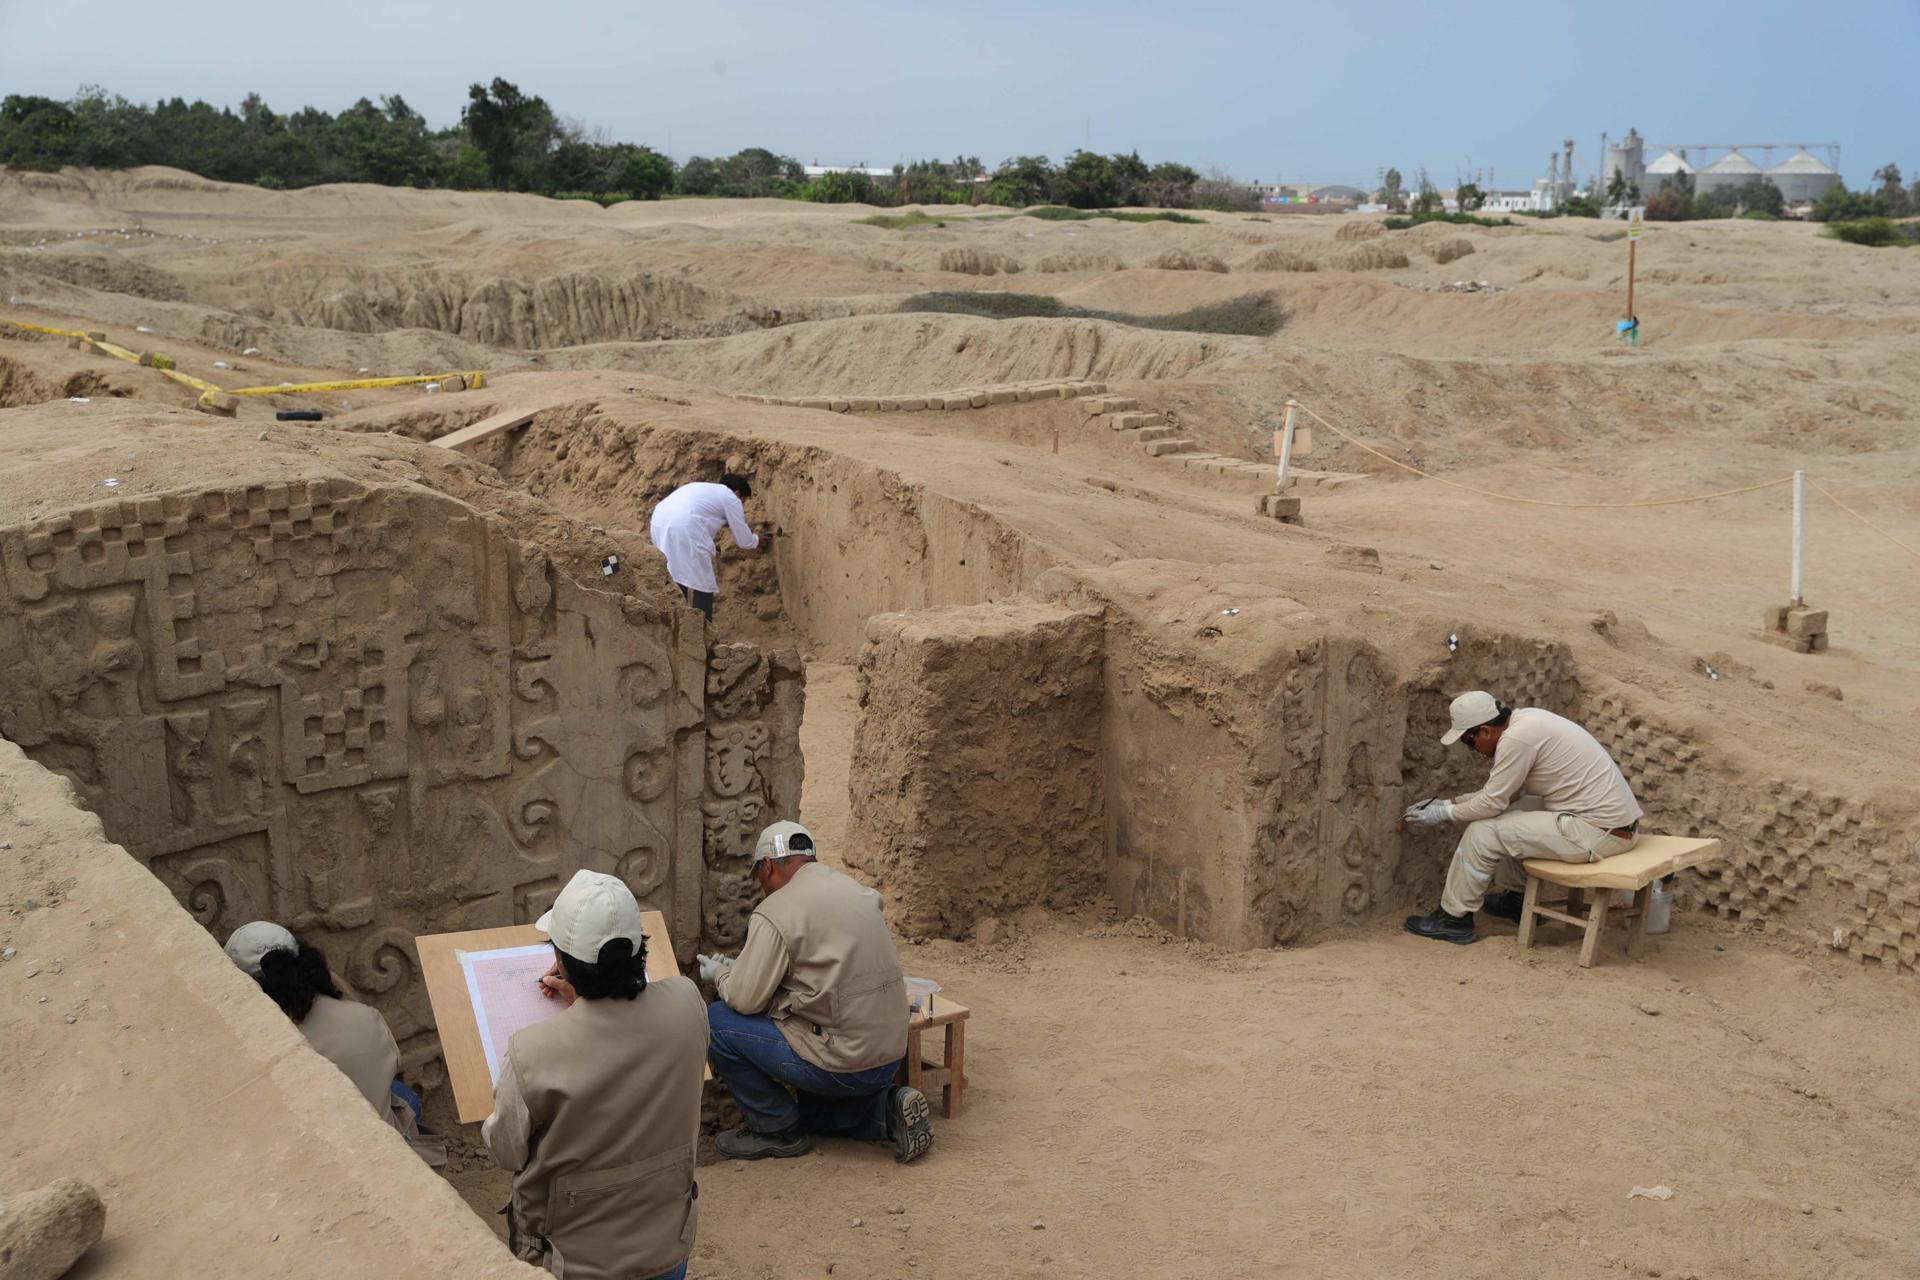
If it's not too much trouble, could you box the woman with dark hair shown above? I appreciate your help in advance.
[223,922,445,1164]
[482,870,708,1280]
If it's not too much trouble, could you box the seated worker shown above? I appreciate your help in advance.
[224,921,445,1164]
[483,870,708,1280]
[648,473,764,624]
[1402,690,1643,945]
[697,821,933,1164]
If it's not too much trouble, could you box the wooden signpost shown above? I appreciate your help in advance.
[1624,206,1645,343]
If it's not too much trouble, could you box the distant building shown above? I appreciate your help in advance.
[1643,150,1696,192]
[802,164,896,179]
[1765,149,1840,204]
[1695,149,1766,198]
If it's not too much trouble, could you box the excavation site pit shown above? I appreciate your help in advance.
[2,173,1919,1280]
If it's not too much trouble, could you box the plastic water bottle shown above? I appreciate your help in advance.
[1646,880,1674,935]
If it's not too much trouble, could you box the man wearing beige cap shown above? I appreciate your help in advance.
[1402,691,1643,945]
[696,820,933,1164]
[483,869,708,1280]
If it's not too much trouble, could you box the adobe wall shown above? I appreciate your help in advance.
[0,471,803,1108]
[847,601,1103,936]
[0,738,541,1278]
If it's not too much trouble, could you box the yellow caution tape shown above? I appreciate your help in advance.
[6,318,487,408]
[226,371,488,396]
[1,319,92,338]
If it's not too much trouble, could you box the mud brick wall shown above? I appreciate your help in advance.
[849,602,1104,937]
[0,477,803,1097]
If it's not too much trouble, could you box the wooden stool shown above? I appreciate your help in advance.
[899,994,969,1117]
[1518,835,1721,968]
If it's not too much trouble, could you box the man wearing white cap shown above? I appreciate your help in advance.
[695,821,933,1164]
[482,870,708,1280]
[1402,691,1643,945]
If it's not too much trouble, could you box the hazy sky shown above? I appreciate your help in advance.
[2,0,1914,189]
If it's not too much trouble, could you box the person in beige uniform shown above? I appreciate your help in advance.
[482,870,708,1280]
[696,821,934,1164]
[1402,691,1643,945]
[223,921,445,1165]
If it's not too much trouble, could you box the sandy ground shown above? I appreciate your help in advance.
[438,660,1920,1280]
[5,170,1920,1278]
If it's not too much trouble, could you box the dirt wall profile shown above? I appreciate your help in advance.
[0,452,803,1106]
[848,601,1104,936]
[0,737,541,1278]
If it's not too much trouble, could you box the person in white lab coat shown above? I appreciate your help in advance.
[648,474,764,623]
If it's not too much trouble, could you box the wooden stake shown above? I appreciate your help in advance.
[1625,239,1636,321]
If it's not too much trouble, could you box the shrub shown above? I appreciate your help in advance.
[1824,218,1906,247]
[1338,244,1411,270]
[1240,246,1319,272]
[1382,211,1514,230]
[897,290,1288,336]
[900,291,1066,319]
[1560,195,1601,218]
[1334,221,1385,241]
[802,170,875,204]
[1021,206,1201,224]
[1810,186,1875,223]
[1147,249,1229,272]
[856,210,946,229]
[1426,237,1475,264]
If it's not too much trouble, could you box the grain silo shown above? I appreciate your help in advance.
[1697,149,1764,197]
[1601,128,1646,196]
[1766,149,1840,204]
[1644,150,1695,193]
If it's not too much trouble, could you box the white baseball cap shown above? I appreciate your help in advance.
[224,920,298,977]
[753,820,816,866]
[536,870,645,961]
[1440,690,1501,745]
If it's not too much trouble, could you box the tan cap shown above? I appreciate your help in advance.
[224,920,297,978]
[1441,690,1500,744]
[536,870,644,961]
[753,820,817,866]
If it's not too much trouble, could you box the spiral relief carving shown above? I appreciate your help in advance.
[349,926,417,995]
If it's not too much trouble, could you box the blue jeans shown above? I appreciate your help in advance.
[707,1003,901,1139]
[649,1264,687,1280]
[390,1080,423,1121]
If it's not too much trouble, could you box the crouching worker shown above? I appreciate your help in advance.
[483,870,709,1280]
[1402,691,1643,945]
[697,821,933,1164]
[224,921,446,1164]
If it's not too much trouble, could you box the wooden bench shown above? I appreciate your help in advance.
[899,993,969,1118]
[1518,835,1721,968]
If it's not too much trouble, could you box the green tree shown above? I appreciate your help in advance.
[1108,150,1150,206]
[801,169,875,203]
[990,154,1057,206]
[1605,168,1628,207]
[1057,149,1118,208]
[461,78,556,191]
[1145,161,1199,207]
[1810,184,1874,222]
[1379,167,1403,206]
[1872,163,1910,216]
[1455,181,1485,212]
[620,149,674,199]
[1410,168,1442,215]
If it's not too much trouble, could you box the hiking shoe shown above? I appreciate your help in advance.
[886,1086,934,1164]
[715,1125,812,1160]
[1481,891,1525,923]
[1403,907,1476,945]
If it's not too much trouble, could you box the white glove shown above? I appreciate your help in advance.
[695,953,728,984]
[1402,799,1452,829]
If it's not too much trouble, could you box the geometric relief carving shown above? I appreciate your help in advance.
[1,470,747,1080]
[147,831,273,936]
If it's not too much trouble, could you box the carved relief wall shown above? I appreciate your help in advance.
[0,477,800,1094]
